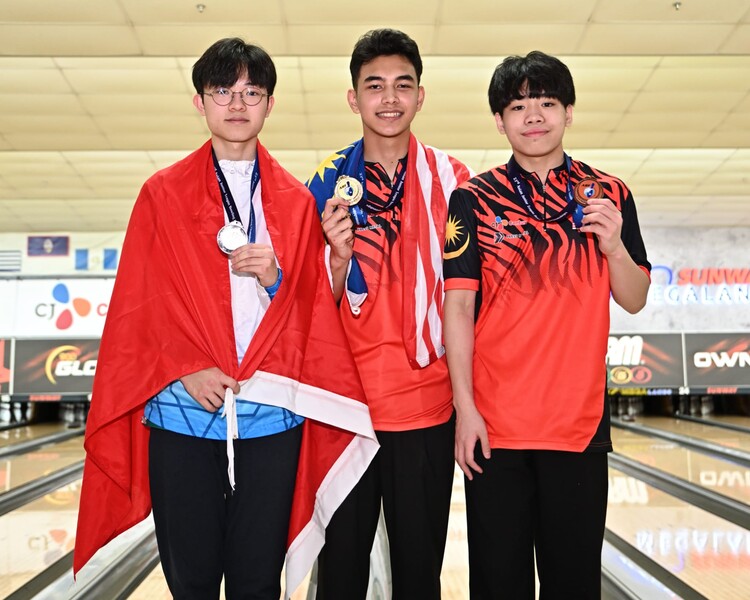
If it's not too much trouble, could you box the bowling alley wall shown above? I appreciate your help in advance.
[1,227,749,399]
[610,227,750,333]
[609,226,749,397]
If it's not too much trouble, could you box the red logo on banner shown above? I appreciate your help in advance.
[49,283,91,330]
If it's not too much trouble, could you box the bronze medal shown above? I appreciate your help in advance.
[574,178,603,206]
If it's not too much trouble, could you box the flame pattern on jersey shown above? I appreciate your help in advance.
[443,157,650,452]
[446,159,637,304]
[351,160,407,296]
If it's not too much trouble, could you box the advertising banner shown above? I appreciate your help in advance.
[610,227,750,334]
[684,333,750,393]
[13,339,99,397]
[607,333,685,390]
[10,279,113,338]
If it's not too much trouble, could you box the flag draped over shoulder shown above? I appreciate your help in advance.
[73,139,378,597]
[307,134,472,368]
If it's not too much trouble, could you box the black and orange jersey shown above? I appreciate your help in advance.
[443,156,650,452]
[340,158,453,431]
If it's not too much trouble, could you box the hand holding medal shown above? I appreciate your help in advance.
[217,221,278,284]
[229,242,279,287]
[321,176,360,266]
[577,180,624,256]
[334,175,369,227]
[212,145,263,256]
[571,177,601,229]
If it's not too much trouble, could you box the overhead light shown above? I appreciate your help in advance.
[673,1,682,10]
[196,3,206,13]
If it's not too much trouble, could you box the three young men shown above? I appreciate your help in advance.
[307,29,471,599]
[75,34,649,599]
[443,51,650,598]
[74,38,378,599]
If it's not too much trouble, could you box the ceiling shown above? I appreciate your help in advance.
[0,0,749,233]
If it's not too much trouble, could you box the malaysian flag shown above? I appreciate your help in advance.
[307,134,472,368]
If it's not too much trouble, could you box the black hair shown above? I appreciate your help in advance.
[192,38,277,96]
[488,51,575,115]
[349,28,423,88]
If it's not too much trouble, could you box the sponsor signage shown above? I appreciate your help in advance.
[606,333,685,390]
[648,265,750,307]
[684,333,750,391]
[9,279,113,338]
[13,339,99,396]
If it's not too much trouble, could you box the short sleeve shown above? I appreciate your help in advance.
[443,186,481,291]
[619,188,651,274]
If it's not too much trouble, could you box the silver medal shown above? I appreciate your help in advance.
[217,220,248,254]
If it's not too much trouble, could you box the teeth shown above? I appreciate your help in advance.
[378,112,401,118]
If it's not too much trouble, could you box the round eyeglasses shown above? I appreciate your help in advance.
[202,87,269,107]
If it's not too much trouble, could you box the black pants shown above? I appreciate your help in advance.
[149,426,302,600]
[316,415,455,600]
[465,448,608,600]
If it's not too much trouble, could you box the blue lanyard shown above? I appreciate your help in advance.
[211,149,260,242]
[506,155,584,228]
[348,158,408,226]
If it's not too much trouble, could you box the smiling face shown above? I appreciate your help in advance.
[347,54,424,144]
[495,89,573,173]
[193,72,274,161]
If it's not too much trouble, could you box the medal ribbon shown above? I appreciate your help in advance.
[507,155,584,228]
[212,148,261,242]
[344,142,407,226]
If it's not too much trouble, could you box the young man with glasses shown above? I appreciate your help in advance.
[307,28,472,599]
[443,51,650,598]
[74,38,377,599]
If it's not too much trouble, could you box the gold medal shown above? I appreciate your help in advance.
[574,178,603,206]
[334,176,363,206]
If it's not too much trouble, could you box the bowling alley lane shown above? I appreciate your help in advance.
[693,415,750,431]
[128,463,675,599]
[630,415,750,453]
[0,422,77,450]
[130,465,474,599]
[611,427,750,506]
[0,476,81,597]
[0,435,84,494]
[23,456,733,599]
[607,466,750,599]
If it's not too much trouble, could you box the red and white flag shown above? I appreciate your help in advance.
[307,134,472,369]
[73,140,378,596]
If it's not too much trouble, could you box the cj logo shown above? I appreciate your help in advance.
[35,283,92,330]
